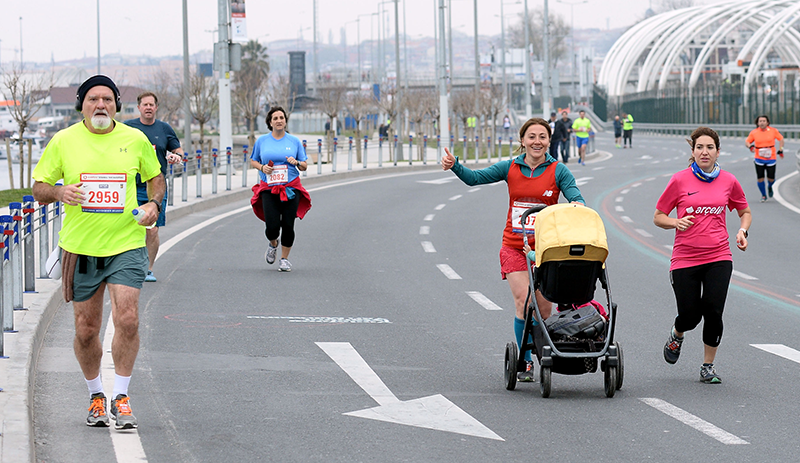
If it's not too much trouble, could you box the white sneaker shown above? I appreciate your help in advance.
[278,258,292,272]
[265,244,277,264]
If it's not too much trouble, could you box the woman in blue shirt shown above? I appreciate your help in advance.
[249,107,310,272]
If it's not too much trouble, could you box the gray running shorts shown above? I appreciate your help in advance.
[72,247,148,302]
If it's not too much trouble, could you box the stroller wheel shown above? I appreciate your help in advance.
[539,366,551,398]
[604,365,617,398]
[504,342,518,391]
[615,342,624,390]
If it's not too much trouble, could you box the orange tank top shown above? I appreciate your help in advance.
[502,161,560,249]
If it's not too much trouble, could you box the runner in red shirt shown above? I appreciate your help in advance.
[745,115,784,202]
[654,127,752,384]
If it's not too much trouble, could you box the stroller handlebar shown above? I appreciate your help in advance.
[520,204,548,231]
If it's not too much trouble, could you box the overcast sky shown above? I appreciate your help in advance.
[2,0,719,65]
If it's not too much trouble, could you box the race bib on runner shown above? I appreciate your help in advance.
[267,165,288,186]
[757,147,772,159]
[511,201,542,235]
[80,173,126,213]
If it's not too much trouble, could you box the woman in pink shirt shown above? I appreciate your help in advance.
[653,127,752,384]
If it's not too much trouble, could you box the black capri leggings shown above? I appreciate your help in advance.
[754,162,776,180]
[260,191,300,247]
[669,260,733,347]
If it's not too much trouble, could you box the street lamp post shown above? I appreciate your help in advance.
[438,0,449,152]
[394,0,404,161]
[557,0,588,108]
[543,0,551,118]
[499,1,521,115]
[523,0,532,118]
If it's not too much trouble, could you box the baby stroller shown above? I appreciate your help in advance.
[503,203,623,398]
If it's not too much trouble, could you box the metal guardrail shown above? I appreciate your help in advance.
[1,195,62,357]
[628,123,800,139]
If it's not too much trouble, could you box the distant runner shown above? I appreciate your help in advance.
[745,114,784,202]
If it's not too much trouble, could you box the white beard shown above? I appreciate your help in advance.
[91,114,112,130]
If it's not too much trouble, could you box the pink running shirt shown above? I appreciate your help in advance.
[656,168,748,271]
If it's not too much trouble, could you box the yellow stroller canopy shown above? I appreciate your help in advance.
[534,203,608,266]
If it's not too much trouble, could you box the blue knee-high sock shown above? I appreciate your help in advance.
[757,181,767,197]
[514,317,532,362]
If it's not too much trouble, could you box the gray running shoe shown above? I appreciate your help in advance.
[265,244,278,264]
[278,258,292,272]
[663,328,683,364]
[110,394,138,430]
[86,393,109,427]
[517,361,535,382]
[700,364,722,384]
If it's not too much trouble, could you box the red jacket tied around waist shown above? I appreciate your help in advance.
[250,178,312,221]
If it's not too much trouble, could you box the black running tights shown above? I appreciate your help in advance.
[260,191,300,248]
[669,260,732,348]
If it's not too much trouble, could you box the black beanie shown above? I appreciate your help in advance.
[75,75,121,111]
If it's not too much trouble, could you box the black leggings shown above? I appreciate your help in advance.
[623,129,632,146]
[754,162,776,180]
[669,260,732,347]
[260,191,300,247]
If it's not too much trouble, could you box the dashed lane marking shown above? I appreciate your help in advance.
[435,204,446,210]
[424,214,435,221]
[466,291,504,311]
[468,187,481,193]
[615,206,624,212]
[420,226,430,235]
[635,229,653,238]
[732,270,758,281]
[437,264,462,280]
[751,344,800,364]
[250,316,392,324]
[421,241,436,253]
[449,194,462,201]
[621,216,633,223]
[615,197,624,202]
[639,398,749,445]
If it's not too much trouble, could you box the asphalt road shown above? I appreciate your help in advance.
[34,132,800,462]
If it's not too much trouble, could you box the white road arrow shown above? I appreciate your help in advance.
[317,342,504,441]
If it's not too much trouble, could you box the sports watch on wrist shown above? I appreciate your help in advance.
[149,198,162,214]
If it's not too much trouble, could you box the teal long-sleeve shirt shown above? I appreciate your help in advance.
[450,153,585,204]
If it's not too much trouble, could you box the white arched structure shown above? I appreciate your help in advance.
[598,0,800,97]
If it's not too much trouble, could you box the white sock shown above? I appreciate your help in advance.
[113,374,131,398]
[85,375,104,396]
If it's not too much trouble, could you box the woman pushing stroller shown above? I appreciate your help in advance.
[441,117,584,382]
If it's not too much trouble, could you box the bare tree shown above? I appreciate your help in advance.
[405,88,437,161]
[508,8,569,68]
[316,81,347,162]
[344,90,375,163]
[149,69,182,128]
[482,85,505,158]
[234,39,270,150]
[268,73,297,118]
[375,85,399,161]
[451,89,475,146]
[184,72,218,156]
[2,65,54,188]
